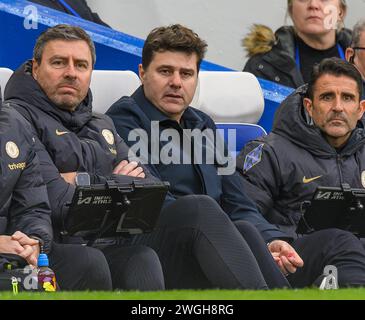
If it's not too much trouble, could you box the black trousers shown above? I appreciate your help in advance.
[48,242,112,291]
[101,245,164,291]
[119,195,289,290]
[50,242,164,291]
[288,228,365,288]
[233,220,290,289]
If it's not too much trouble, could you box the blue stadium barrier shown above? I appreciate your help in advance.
[0,0,293,132]
[216,123,267,156]
[0,0,229,73]
[257,78,294,132]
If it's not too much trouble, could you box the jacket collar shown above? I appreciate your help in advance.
[132,85,205,129]
[262,26,304,87]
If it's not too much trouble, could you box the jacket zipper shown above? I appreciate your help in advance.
[336,154,344,185]
[181,128,206,194]
[84,139,97,175]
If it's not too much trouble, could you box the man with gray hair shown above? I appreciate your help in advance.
[346,19,365,99]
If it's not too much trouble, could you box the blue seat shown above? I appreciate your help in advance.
[216,122,267,156]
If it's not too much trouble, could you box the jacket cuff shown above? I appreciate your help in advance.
[29,234,52,254]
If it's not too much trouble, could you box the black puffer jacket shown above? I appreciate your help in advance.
[243,26,352,88]
[236,85,365,239]
[0,104,52,252]
[29,0,110,27]
[4,61,152,231]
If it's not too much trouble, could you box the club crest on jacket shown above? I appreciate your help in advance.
[5,141,19,159]
[362,171,365,189]
[102,129,114,145]
[243,144,264,172]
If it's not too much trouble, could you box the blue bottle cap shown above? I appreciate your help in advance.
[38,253,49,267]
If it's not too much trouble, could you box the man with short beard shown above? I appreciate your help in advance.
[4,24,164,291]
[237,57,365,287]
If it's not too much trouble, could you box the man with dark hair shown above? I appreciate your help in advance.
[140,24,207,72]
[346,19,365,99]
[29,0,109,27]
[33,23,97,68]
[4,24,164,291]
[107,24,293,290]
[237,57,365,287]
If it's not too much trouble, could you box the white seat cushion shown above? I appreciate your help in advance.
[191,71,264,124]
[90,70,141,114]
[0,68,13,101]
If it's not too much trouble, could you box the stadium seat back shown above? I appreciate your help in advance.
[191,71,264,124]
[216,122,267,156]
[0,68,13,102]
[90,70,141,113]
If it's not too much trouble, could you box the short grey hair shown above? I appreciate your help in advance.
[351,19,365,47]
[33,24,96,67]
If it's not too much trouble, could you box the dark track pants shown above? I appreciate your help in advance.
[101,245,165,291]
[118,195,289,290]
[50,242,164,291]
[49,242,112,291]
[234,220,290,289]
[288,229,365,288]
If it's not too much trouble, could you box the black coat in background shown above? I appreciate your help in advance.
[243,26,352,88]
[29,0,110,27]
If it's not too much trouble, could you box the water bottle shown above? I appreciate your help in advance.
[37,253,57,292]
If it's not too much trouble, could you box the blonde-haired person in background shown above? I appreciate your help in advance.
[243,0,350,88]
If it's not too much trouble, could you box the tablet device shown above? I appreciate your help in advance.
[297,186,365,236]
[64,179,169,239]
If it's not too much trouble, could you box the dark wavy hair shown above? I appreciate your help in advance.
[33,24,96,67]
[307,57,363,100]
[142,24,207,71]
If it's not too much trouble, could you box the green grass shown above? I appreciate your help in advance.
[1,289,365,300]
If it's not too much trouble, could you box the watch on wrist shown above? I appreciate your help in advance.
[75,172,91,186]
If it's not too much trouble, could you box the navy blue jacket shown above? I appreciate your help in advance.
[237,85,365,239]
[106,86,288,242]
[4,61,153,232]
[0,104,52,252]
